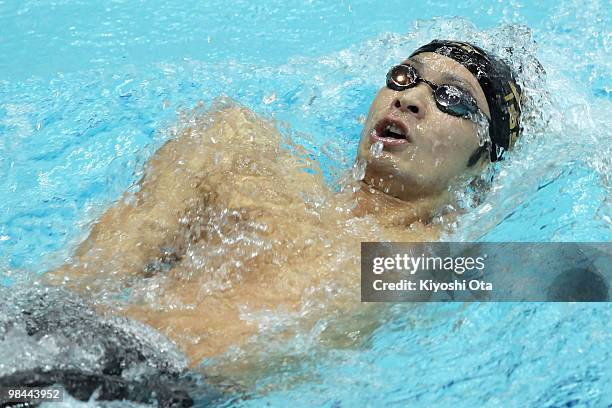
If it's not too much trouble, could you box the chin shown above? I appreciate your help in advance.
[365,156,412,182]
[368,163,448,199]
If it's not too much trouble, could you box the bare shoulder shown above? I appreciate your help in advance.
[146,103,278,175]
[203,104,279,144]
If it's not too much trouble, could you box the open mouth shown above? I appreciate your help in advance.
[382,123,406,139]
[371,118,411,147]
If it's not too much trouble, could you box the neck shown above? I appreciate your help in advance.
[352,182,449,226]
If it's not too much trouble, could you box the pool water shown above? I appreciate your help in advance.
[1,0,610,406]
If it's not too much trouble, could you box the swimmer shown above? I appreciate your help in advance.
[46,40,523,366]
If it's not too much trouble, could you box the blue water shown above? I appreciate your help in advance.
[1,0,611,406]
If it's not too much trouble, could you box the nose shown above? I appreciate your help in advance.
[391,86,427,119]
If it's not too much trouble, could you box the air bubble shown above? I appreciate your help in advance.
[471,111,491,148]
[369,140,383,158]
[263,93,277,105]
[351,159,367,181]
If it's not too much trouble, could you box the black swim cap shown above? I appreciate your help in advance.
[410,40,522,162]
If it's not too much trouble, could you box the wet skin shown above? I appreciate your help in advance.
[46,52,492,368]
[357,52,491,202]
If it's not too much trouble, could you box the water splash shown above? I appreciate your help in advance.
[351,158,367,181]
[369,140,384,158]
[1,3,610,406]
[471,110,491,148]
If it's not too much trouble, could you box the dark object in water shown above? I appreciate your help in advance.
[0,369,194,407]
[547,267,610,302]
[0,286,223,407]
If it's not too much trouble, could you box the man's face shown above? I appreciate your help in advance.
[356,52,492,201]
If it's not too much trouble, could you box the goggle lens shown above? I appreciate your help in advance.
[434,85,461,107]
[386,65,418,89]
[386,64,480,119]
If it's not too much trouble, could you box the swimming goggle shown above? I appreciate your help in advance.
[386,64,487,121]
